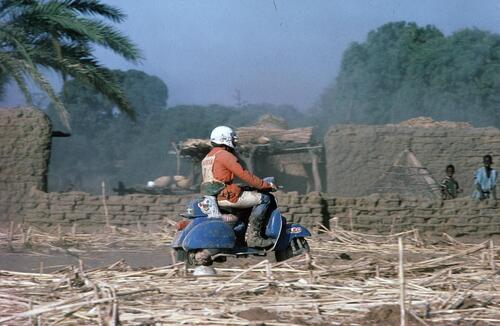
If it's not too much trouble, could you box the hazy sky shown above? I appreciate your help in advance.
[4,0,500,110]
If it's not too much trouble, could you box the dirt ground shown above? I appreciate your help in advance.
[0,247,172,273]
[0,223,174,273]
[0,223,481,273]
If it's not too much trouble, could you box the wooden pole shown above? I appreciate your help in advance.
[305,165,312,193]
[172,142,181,175]
[28,300,33,325]
[398,236,406,326]
[246,146,256,173]
[490,240,496,273]
[7,221,14,251]
[348,208,353,231]
[309,149,322,192]
[25,226,32,247]
[101,181,110,227]
[266,260,272,282]
[79,259,84,277]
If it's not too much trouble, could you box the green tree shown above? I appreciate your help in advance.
[316,22,500,130]
[48,69,168,191]
[0,0,141,128]
[317,22,444,129]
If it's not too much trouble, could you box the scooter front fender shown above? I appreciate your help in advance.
[275,223,311,251]
[182,219,236,251]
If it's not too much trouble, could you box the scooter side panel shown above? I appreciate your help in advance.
[171,232,183,248]
[265,209,282,239]
[182,219,236,250]
[171,217,206,249]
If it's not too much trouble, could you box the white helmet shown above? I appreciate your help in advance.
[210,126,237,148]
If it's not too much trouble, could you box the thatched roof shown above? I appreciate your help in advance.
[237,126,313,144]
[390,117,472,129]
[178,125,314,159]
[254,114,288,129]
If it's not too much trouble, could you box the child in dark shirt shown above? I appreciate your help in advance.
[441,164,462,200]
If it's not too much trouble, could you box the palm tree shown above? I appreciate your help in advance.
[0,0,142,128]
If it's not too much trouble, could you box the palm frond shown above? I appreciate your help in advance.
[0,50,70,127]
[21,59,70,128]
[57,57,135,119]
[0,52,33,104]
[80,19,142,62]
[0,0,140,127]
[0,28,35,67]
[63,0,126,23]
[0,0,35,20]
[0,68,7,98]
[14,4,141,62]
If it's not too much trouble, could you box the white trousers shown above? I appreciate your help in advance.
[218,191,262,209]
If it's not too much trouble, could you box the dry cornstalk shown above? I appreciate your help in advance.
[490,240,496,273]
[0,225,498,325]
[399,236,406,326]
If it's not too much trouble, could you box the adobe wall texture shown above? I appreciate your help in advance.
[325,194,500,238]
[0,108,52,222]
[15,190,500,238]
[18,190,326,228]
[324,124,500,197]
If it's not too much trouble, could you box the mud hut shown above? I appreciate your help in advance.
[175,115,323,193]
[324,117,499,197]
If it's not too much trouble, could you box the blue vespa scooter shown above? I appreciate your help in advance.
[171,183,311,267]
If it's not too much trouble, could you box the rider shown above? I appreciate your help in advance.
[201,126,276,248]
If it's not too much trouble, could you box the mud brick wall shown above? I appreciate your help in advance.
[21,189,197,226]
[325,124,500,197]
[274,191,326,228]
[13,190,500,238]
[326,194,500,238]
[19,190,328,228]
[0,108,52,222]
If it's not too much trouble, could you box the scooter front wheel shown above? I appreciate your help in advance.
[275,237,310,262]
[174,248,222,266]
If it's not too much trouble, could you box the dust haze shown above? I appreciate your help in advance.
[3,0,500,192]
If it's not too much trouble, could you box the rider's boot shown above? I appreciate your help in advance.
[246,193,274,248]
[246,217,274,248]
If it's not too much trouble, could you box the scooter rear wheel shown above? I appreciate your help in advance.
[275,237,310,262]
[174,248,187,263]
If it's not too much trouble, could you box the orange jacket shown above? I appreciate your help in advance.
[204,147,272,203]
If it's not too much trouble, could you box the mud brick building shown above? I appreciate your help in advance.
[0,108,51,222]
[325,118,500,197]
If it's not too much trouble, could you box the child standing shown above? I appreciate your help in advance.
[441,164,462,200]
